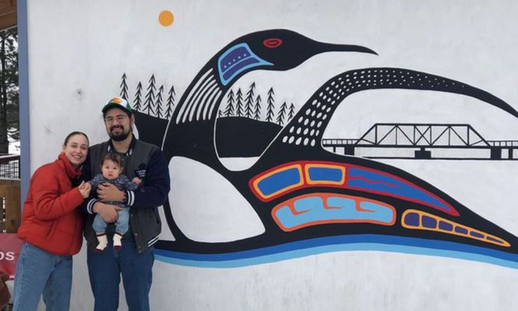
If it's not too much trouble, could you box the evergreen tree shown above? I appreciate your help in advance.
[288,103,296,121]
[244,82,255,118]
[119,73,129,101]
[276,101,288,126]
[223,89,235,117]
[143,75,157,115]
[164,85,175,119]
[0,28,18,152]
[156,85,164,118]
[266,87,275,122]
[253,95,262,120]
[235,88,244,117]
[133,82,143,111]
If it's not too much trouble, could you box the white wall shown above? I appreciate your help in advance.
[25,0,518,310]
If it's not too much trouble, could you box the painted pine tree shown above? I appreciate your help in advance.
[276,101,288,126]
[164,85,175,119]
[266,87,275,122]
[244,82,255,118]
[143,75,157,115]
[253,95,262,120]
[288,103,296,122]
[133,82,143,111]
[156,85,164,118]
[223,89,235,117]
[120,73,129,101]
[235,88,244,117]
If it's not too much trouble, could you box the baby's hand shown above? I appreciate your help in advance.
[132,177,142,185]
[78,181,92,199]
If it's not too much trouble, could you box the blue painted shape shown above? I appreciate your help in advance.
[439,221,453,231]
[471,231,484,238]
[422,215,437,229]
[487,236,504,245]
[274,196,394,230]
[455,226,468,235]
[354,201,394,224]
[347,168,451,213]
[256,167,301,197]
[155,234,518,269]
[275,197,325,228]
[404,212,420,226]
[218,43,273,85]
[307,167,343,183]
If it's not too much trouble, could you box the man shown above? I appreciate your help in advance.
[81,96,170,310]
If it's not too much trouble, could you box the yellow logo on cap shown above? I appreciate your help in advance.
[110,97,123,104]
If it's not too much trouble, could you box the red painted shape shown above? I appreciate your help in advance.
[263,38,283,48]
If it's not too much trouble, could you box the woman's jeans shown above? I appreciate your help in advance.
[12,243,73,311]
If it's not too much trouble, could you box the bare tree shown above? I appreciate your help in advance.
[119,73,129,101]
[223,89,235,117]
[142,75,157,115]
[276,101,287,126]
[253,95,262,120]
[164,85,175,119]
[265,87,275,122]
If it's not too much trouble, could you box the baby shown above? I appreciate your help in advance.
[89,152,141,252]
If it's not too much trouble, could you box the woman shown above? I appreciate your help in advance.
[13,131,91,311]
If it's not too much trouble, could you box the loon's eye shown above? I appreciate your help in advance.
[263,38,283,48]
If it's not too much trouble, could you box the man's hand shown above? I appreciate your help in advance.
[97,182,124,202]
[93,202,122,223]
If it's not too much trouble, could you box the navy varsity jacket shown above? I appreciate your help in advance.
[80,135,170,253]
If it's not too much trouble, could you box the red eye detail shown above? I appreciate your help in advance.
[263,38,283,48]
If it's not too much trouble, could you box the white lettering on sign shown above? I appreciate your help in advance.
[0,252,15,261]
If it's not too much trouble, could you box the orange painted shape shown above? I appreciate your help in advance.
[401,209,511,248]
[272,193,396,232]
[159,10,174,27]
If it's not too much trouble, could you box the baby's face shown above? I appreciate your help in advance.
[102,159,122,179]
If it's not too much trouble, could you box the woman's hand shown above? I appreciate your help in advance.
[78,181,92,199]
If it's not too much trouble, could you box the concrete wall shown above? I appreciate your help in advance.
[22,0,518,310]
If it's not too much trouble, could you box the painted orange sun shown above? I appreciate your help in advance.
[159,10,174,27]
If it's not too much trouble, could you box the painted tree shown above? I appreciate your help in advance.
[244,82,255,118]
[119,73,129,101]
[265,87,275,122]
[143,75,157,115]
[0,28,18,153]
[276,101,288,126]
[253,95,262,120]
[164,85,176,119]
[288,103,296,121]
[223,89,235,117]
[156,85,164,118]
[235,88,244,117]
[133,82,143,111]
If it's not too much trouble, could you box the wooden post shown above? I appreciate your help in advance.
[0,179,21,233]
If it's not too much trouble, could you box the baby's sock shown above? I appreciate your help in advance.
[96,233,108,252]
[113,232,123,251]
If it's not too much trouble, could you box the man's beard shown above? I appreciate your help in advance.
[109,126,130,141]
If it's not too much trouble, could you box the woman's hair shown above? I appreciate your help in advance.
[63,131,89,146]
[101,152,123,168]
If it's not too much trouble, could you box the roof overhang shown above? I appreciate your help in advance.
[0,0,17,31]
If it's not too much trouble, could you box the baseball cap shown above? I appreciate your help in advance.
[102,97,133,115]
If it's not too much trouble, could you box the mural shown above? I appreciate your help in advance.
[121,29,518,268]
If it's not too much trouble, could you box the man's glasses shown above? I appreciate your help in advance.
[104,115,128,124]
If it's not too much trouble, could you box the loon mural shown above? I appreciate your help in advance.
[133,29,518,268]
